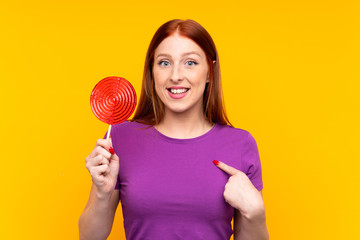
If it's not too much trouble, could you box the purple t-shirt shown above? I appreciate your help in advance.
[109,121,263,240]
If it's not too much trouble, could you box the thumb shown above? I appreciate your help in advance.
[213,160,239,176]
[108,135,119,177]
[109,153,119,178]
[108,135,113,145]
[108,137,115,155]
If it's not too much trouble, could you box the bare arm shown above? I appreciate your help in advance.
[78,184,120,240]
[233,190,269,240]
[78,138,121,240]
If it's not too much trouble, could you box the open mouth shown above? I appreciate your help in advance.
[167,88,190,94]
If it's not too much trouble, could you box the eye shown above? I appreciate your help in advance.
[158,60,170,66]
[185,60,198,66]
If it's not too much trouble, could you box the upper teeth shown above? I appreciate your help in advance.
[170,88,188,94]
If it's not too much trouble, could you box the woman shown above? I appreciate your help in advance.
[79,19,269,240]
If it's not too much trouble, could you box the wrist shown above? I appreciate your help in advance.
[240,203,266,222]
[95,186,113,202]
[96,192,112,202]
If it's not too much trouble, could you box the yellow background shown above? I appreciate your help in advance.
[1,0,359,239]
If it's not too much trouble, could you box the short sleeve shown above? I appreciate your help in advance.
[242,132,263,191]
[103,131,120,190]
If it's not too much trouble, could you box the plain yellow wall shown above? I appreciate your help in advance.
[1,1,359,239]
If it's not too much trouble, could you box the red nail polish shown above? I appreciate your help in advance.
[213,160,220,165]
[109,147,115,155]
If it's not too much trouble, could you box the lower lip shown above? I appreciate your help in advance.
[167,90,190,99]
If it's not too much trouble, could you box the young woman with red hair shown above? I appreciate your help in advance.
[79,19,269,240]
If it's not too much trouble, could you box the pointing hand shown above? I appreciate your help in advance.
[213,160,264,218]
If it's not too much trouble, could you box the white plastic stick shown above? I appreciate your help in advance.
[106,125,112,142]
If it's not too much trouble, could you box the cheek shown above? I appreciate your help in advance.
[153,68,167,83]
[153,71,166,97]
[191,70,209,87]
[154,80,163,98]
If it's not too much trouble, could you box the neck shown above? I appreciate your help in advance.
[155,108,213,139]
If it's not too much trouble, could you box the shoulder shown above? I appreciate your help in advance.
[112,120,150,130]
[111,121,151,138]
[215,123,255,142]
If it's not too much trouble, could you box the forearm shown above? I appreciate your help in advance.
[78,195,114,240]
[234,209,269,240]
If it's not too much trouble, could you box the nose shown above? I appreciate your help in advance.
[170,63,183,83]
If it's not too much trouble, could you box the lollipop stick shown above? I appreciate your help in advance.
[106,124,112,142]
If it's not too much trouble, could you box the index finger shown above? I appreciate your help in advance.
[88,139,111,157]
[96,138,111,149]
[213,160,239,176]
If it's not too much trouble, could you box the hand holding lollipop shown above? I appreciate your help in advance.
[85,76,137,197]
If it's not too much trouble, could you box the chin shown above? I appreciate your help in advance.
[167,107,189,114]
[165,102,201,115]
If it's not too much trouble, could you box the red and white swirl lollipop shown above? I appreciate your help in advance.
[90,76,137,140]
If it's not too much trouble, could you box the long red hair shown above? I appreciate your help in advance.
[132,19,232,126]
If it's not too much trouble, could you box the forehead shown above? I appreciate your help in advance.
[154,33,206,58]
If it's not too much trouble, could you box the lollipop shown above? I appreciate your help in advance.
[90,76,137,141]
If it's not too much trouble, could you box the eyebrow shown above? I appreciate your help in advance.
[155,51,201,59]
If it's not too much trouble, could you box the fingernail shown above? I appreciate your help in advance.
[109,147,115,155]
[213,160,220,165]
